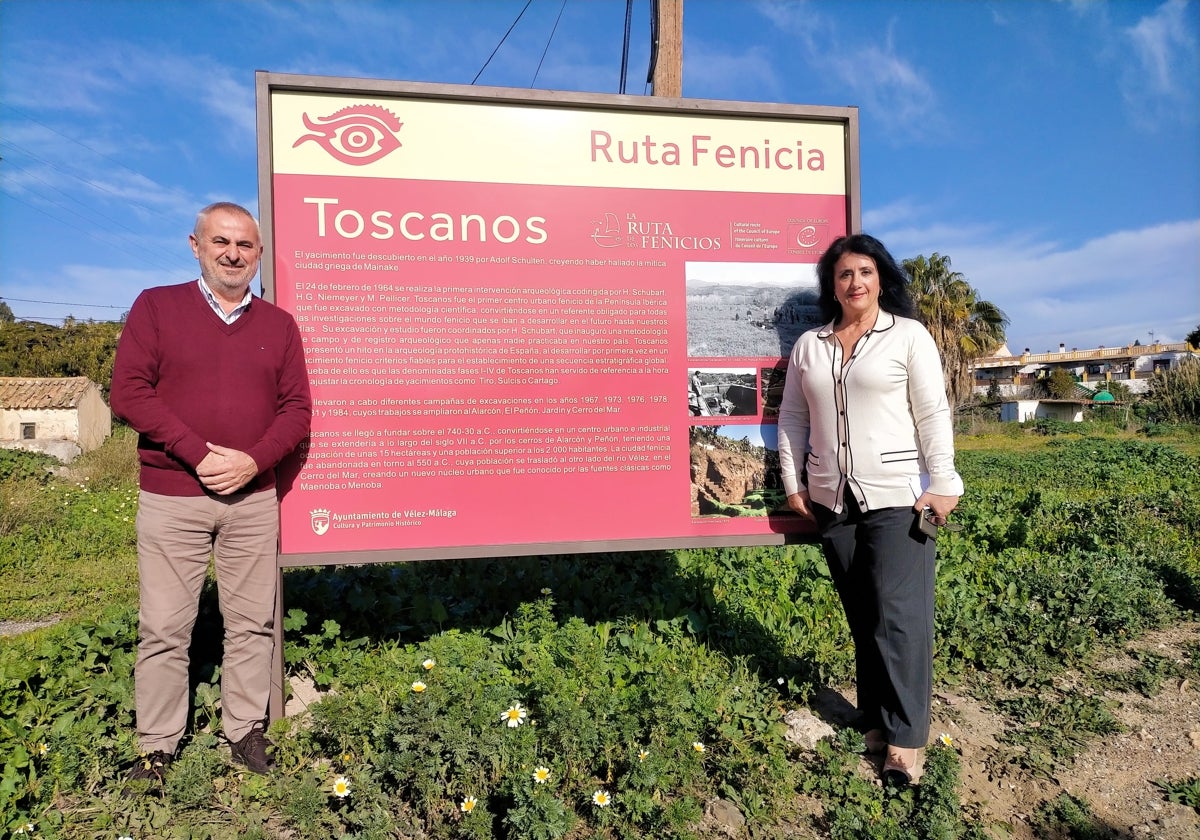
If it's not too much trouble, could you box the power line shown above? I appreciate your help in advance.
[1,103,193,209]
[647,0,660,90]
[7,314,124,324]
[0,188,188,279]
[0,142,187,275]
[0,103,199,275]
[620,0,633,94]
[531,0,569,87]
[472,0,535,85]
[1,296,128,309]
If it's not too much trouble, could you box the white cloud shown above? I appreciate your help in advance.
[826,41,942,140]
[683,39,781,101]
[862,198,938,232]
[1121,0,1200,127]
[3,37,258,149]
[755,0,826,49]
[195,73,258,147]
[876,215,1200,353]
[752,0,944,140]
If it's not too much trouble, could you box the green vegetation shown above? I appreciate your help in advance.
[0,428,140,623]
[0,318,124,394]
[1145,357,1200,424]
[2,426,1199,838]
[904,252,1008,411]
[1156,775,1200,814]
[1031,793,1110,840]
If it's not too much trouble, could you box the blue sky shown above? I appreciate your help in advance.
[1,0,1197,355]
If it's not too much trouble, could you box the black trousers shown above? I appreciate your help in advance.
[813,490,936,749]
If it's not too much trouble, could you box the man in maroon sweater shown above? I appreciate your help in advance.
[110,202,311,786]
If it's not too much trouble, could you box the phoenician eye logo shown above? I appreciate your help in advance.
[310,509,331,536]
[293,105,404,166]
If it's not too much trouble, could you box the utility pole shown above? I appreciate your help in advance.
[651,0,683,97]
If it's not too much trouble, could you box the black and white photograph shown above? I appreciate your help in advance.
[686,261,821,359]
[687,367,758,417]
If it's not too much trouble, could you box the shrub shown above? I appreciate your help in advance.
[0,448,58,483]
[74,425,139,489]
[1144,357,1200,424]
[1031,792,1109,839]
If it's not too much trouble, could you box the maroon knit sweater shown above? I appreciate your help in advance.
[110,281,311,496]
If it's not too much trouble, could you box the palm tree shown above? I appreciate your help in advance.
[903,253,1009,410]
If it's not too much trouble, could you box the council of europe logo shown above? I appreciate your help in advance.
[293,105,404,166]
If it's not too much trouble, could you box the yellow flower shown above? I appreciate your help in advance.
[692,741,706,754]
[592,789,612,807]
[637,749,649,762]
[411,681,427,693]
[422,658,436,670]
[500,702,528,728]
[460,795,478,813]
[532,766,551,784]
[939,732,954,747]
[333,775,351,798]
[340,751,353,763]
[36,742,49,756]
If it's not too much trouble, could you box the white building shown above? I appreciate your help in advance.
[0,376,112,461]
[971,341,1195,398]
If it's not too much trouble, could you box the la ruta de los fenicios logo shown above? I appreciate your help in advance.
[591,211,722,252]
[293,105,404,166]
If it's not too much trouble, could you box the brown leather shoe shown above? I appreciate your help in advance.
[882,746,924,785]
[229,722,275,774]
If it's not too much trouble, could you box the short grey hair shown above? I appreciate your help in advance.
[194,202,259,238]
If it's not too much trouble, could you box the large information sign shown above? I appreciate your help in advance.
[257,73,859,565]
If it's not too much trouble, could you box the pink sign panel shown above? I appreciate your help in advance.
[259,77,857,562]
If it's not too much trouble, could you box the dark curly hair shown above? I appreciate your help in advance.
[816,233,914,323]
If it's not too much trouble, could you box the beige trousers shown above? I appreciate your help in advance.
[134,489,278,753]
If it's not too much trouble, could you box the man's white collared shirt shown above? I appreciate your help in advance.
[198,278,252,324]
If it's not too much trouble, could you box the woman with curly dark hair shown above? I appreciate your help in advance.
[777,233,962,785]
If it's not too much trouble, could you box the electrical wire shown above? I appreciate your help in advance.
[531,0,569,87]
[0,142,189,276]
[647,0,660,88]
[620,0,634,94]
[1,297,127,309]
[2,103,193,217]
[5,314,124,324]
[472,0,535,85]
[0,187,187,279]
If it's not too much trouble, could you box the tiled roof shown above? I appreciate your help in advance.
[0,377,98,410]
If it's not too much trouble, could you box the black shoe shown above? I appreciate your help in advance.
[124,750,173,793]
[229,723,275,774]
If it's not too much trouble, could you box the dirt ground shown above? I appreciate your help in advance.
[818,621,1200,839]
